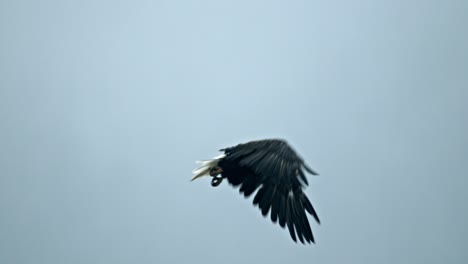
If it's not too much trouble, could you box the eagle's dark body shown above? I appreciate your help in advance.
[192,139,320,244]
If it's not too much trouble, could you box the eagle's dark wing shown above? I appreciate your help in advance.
[219,139,320,244]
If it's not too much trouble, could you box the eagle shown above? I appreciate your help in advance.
[192,139,320,244]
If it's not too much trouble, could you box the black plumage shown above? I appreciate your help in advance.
[193,139,320,244]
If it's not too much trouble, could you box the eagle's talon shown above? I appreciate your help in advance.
[209,166,223,176]
[211,176,223,187]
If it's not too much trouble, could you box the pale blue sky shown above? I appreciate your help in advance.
[1,0,467,263]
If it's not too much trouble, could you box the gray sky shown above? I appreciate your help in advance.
[1,0,467,263]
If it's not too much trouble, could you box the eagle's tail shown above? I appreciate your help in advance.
[191,154,226,181]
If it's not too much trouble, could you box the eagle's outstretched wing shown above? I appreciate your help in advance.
[219,139,320,244]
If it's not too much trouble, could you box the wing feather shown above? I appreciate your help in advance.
[221,139,319,244]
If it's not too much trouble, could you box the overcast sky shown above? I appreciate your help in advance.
[1,0,467,263]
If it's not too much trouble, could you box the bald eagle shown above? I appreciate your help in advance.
[192,139,320,244]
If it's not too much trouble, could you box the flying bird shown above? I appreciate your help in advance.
[192,139,320,244]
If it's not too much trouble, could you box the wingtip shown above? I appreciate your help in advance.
[304,164,319,175]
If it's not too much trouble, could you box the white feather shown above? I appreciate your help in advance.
[191,154,226,181]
